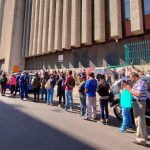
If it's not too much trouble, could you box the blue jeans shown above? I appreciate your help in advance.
[47,88,54,103]
[120,107,132,131]
[41,87,47,101]
[80,94,86,116]
[100,99,109,119]
[20,85,28,99]
[65,90,73,110]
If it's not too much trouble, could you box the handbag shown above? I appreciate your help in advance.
[45,79,51,89]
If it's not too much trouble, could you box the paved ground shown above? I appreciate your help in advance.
[0,90,150,150]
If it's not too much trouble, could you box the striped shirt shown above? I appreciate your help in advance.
[132,79,148,101]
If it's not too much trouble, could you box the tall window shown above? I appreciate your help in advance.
[124,0,132,36]
[143,0,150,30]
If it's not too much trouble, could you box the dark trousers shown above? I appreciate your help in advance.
[33,88,40,102]
[80,94,86,116]
[1,85,6,95]
[10,85,16,94]
[14,84,20,96]
[58,90,65,105]
[100,99,109,119]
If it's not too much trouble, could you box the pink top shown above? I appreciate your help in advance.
[10,76,16,85]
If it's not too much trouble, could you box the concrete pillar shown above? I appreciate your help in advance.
[62,0,71,49]
[130,0,143,35]
[0,0,25,72]
[47,0,56,53]
[29,0,36,56]
[21,0,29,57]
[42,0,50,53]
[109,0,122,39]
[82,0,92,45]
[71,0,81,47]
[37,0,44,55]
[54,0,63,51]
[25,0,32,57]
[0,0,5,45]
[32,0,40,56]
[94,0,105,42]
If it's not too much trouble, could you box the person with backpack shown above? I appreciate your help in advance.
[78,74,86,116]
[0,73,7,96]
[97,75,110,124]
[65,70,75,111]
[57,73,66,107]
[19,71,29,100]
[84,72,97,120]
[32,72,41,102]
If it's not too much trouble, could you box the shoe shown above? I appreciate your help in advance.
[131,140,146,146]
[58,104,61,108]
[100,119,105,124]
[83,117,90,120]
[71,108,73,111]
[118,128,126,133]
[47,102,50,105]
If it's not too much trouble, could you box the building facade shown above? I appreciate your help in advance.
[0,0,150,72]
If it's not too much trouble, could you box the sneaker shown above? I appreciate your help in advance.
[83,117,90,120]
[58,104,61,108]
[47,102,50,105]
[131,140,146,146]
[71,108,73,111]
[118,128,126,133]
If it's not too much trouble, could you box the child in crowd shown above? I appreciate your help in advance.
[119,80,133,133]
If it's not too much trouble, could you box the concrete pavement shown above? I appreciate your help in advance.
[0,92,150,150]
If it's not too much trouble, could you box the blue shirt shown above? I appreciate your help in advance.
[85,79,97,97]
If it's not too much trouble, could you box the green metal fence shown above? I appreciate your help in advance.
[124,40,150,65]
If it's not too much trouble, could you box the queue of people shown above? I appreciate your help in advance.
[0,69,149,146]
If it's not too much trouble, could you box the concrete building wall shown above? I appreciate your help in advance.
[0,0,149,71]
[0,0,25,72]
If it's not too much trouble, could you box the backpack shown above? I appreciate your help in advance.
[45,79,51,89]
[70,77,75,87]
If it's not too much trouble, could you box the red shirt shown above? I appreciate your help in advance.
[65,75,73,90]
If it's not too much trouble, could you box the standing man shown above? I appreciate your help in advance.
[65,70,75,111]
[127,72,147,146]
[84,72,97,120]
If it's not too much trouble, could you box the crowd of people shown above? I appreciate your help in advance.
[0,68,149,146]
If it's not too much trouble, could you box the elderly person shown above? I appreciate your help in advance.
[126,72,147,146]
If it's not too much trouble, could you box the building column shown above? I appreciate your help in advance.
[62,0,71,49]
[94,0,105,42]
[29,0,36,56]
[130,0,143,35]
[25,0,32,57]
[37,0,44,55]
[0,0,5,44]
[32,0,40,56]
[109,0,122,39]
[82,0,92,45]
[21,0,29,57]
[54,0,63,51]
[42,0,50,54]
[71,0,81,47]
[47,0,56,53]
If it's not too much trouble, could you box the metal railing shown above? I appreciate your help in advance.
[124,40,150,65]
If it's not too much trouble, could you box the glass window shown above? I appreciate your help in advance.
[124,0,132,36]
[143,0,150,30]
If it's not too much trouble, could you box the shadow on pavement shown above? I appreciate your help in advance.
[0,101,96,150]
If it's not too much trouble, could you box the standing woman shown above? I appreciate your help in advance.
[10,74,16,95]
[57,73,66,107]
[0,73,7,96]
[97,75,110,124]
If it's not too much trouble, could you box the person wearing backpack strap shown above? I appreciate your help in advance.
[65,70,74,111]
